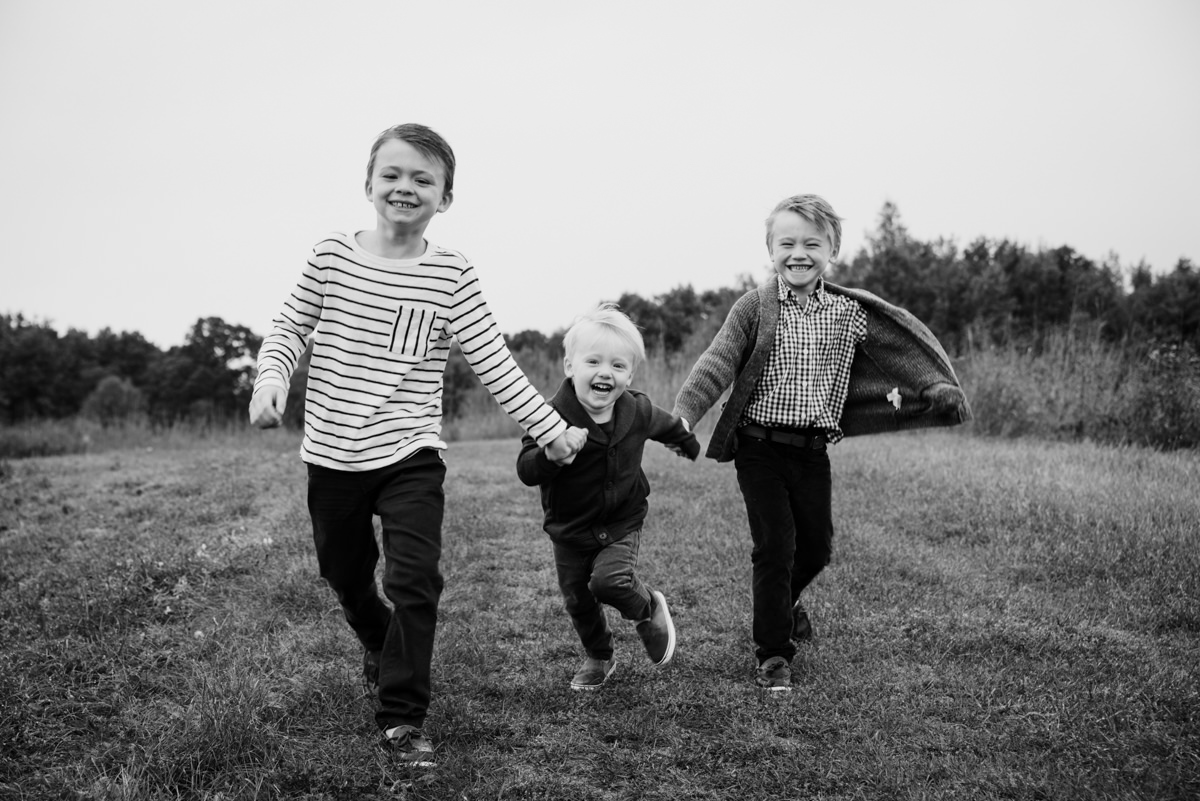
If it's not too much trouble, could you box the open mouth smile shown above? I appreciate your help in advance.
[389,200,419,209]
[590,382,613,394]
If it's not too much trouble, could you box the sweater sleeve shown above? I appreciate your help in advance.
[516,429,564,486]
[446,263,568,447]
[254,247,325,395]
[672,291,757,427]
[647,403,701,461]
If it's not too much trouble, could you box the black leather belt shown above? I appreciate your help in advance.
[739,424,827,450]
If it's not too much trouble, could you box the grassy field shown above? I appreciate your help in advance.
[1,430,1197,800]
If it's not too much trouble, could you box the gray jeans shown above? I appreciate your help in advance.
[551,530,653,660]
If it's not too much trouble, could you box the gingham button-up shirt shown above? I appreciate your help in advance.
[741,277,868,443]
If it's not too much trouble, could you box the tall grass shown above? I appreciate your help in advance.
[959,328,1200,449]
[0,418,264,460]
[446,323,1200,452]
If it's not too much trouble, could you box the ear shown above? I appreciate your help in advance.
[563,355,574,377]
[437,189,454,213]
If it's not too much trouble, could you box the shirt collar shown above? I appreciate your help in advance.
[776,275,826,308]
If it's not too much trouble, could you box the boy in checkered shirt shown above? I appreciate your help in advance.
[673,194,969,691]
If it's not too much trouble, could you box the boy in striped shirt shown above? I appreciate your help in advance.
[250,124,585,763]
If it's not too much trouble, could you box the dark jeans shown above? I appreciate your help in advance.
[733,431,833,664]
[306,449,446,730]
[552,531,653,660]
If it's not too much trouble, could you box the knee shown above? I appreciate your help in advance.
[589,570,632,602]
[382,560,443,603]
[797,536,832,567]
[751,541,796,567]
[560,584,593,614]
[319,560,374,597]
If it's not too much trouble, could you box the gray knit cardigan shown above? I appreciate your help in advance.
[673,280,973,462]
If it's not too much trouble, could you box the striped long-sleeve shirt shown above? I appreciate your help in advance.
[254,232,567,471]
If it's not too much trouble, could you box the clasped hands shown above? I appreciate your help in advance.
[545,426,588,465]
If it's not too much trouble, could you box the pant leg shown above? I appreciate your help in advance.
[373,450,447,731]
[788,449,833,600]
[734,434,799,664]
[552,541,614,660]
[307,464,391,653]
[589,530,653,623]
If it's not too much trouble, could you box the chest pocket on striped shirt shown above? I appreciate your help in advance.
[388,304,440,358]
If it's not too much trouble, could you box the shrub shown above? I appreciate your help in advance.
[1124,342,1200,449]
[81,375,144,426]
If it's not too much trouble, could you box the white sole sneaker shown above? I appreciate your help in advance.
[648,590,676,667]
[570,658,617,691]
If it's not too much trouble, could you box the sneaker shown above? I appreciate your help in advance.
[635,590,676,666]
[383,725,436,766]
[363,649,381,694]
[755,656,792,692]
[570,656,617,691]
[791,600,813,643]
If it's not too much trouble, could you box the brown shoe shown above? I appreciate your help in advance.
[635,590,676,666]
[755,656,792,692]
[382,725,436,766]
[570,656,617,691]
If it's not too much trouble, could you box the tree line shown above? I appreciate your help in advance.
[2,203,1196,428]
[0,317,260,426]
[835,202,1199,354]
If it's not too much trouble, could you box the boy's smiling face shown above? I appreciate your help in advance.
[564,329,635,424]
[366,139,452,235]
[769,210,834,301]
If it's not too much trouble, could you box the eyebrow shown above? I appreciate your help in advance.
[376,163,436,177]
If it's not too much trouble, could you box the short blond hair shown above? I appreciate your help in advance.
[765,194,843,257]
[563,303,646,371]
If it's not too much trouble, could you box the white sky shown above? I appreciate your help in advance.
[2,0,1198,349]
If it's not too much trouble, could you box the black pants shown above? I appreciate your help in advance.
[306,449,446,730]
[733,431,833,664]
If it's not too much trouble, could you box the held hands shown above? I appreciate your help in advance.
[545,426,588,465]
[666,417,692,459]
[248,386,286,429]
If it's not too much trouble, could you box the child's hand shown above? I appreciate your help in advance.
[249,386,286,429]
[666,417,693,458]
[546,426,587,465]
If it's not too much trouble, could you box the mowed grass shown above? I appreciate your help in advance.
[1,431,1197,800]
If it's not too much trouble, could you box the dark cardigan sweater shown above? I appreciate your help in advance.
[517,378,700,549]
[673,280,973,462]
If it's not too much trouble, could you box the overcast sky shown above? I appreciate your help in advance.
[3,0,1198,349]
